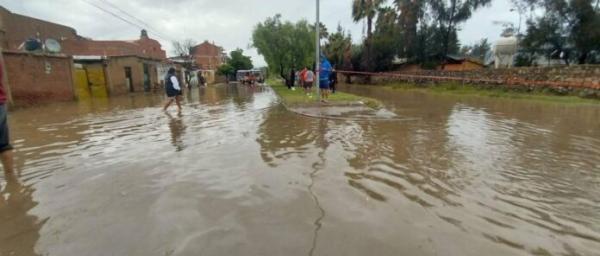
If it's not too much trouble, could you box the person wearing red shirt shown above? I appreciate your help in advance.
[0,60,14,173]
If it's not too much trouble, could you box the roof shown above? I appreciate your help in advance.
[73,55,105,60]
[62,38,166,60]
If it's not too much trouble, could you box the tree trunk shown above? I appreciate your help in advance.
[279,63,289,86]
[578,51,589,65]
[367,17,373,39]
[441,0,458,70]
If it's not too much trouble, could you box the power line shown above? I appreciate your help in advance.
[100,0,155,35]
[80,0,177,42]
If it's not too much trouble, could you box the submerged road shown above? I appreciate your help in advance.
[1,84,600,256]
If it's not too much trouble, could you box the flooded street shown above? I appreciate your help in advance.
[1,84,600,256]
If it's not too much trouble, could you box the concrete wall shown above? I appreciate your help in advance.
[2,51,74,106]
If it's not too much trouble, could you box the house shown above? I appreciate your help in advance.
[65,30,167,95]
[393,54,485,72]
[190,41,226,70]
[441,54,485,71]
[0,6,170,104]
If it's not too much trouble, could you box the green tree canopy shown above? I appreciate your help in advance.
[216,63,234,76]
[228,48,254,72]
[324,24,353,68]
[252,14,315,84]
[460,38,491,62]
[517,0,600,64]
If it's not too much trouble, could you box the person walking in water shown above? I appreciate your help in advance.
[0,58,13,174]
[163,68,182,112]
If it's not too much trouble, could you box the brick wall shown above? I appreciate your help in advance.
[2,51,74,106]
[344,65,600,98]
[191,41,224,70]
[62,38,166,60]
[379,65,600,87]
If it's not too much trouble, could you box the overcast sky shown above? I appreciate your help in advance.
[1,0,520,67]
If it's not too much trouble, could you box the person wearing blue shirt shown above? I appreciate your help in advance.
[319,55,332,103]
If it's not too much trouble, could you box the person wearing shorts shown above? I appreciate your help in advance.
[163,68,183,112]
[304,69,314,95]
[319,56,333,103]
[0,60,13,173]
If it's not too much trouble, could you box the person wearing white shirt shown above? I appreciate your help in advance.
[163,68,183,112]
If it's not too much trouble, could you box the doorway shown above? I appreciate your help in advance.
[124,67,133,92]
[143,64,151,92]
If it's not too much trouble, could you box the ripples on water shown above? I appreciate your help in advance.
[1,84,600,255]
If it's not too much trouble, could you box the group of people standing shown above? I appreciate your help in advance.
[290,57,338,103]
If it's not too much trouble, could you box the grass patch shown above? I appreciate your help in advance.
[376,82,600,105]
[268,79,381,108]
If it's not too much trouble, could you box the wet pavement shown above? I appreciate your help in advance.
[1,83,600,256]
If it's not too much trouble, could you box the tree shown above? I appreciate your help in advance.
[460,38,491,61]
[324,24,353,68]
[521,15,571,64]
[171,39,197,56]
[428,0,492,67]
[228,48,253,73]
[516,0,600,64]
[217,63,234,77]
[310,22,330,39]
[252,15,315,85]
[395,0,426,59]
[352,0,386,39]
[370,6,403,71]
[352,0,385,71]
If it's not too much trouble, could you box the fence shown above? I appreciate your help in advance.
[338,67,600,90]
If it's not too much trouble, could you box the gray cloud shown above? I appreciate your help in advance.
[1,0,517,67]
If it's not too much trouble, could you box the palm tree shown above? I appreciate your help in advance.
[394,0,425,58]
[352,0,385,39]
[352,0,385,71]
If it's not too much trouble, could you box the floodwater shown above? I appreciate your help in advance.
[1,83,600,256]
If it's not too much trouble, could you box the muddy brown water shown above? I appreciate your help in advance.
[1,84,599,256]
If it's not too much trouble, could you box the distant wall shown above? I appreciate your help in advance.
[343,65,600,98]
[377,65,600,87]
[2,51,74,106]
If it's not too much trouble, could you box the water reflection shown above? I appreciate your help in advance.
[257,106,319,167]
[1,83,599,255]
[165,112,186,152]
[0,171,46,256]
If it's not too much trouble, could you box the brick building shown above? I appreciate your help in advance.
[0,6,169,105]
[62,30,166,60]
[190,41,226,70]
[0,6,79,50]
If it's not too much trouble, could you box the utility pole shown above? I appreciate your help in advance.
[315,0,320,101]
